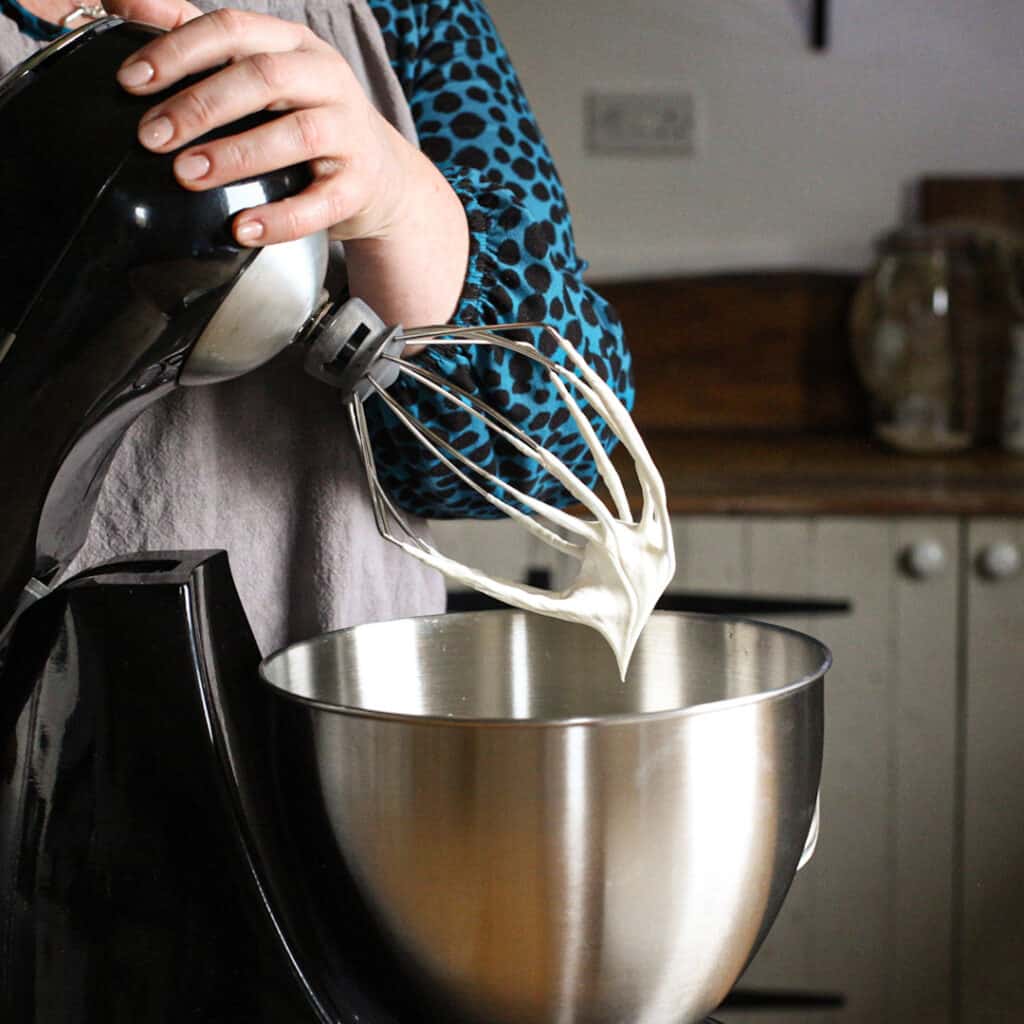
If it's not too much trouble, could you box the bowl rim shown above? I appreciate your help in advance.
[258,610,832,729]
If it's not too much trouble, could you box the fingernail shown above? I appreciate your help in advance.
[236,220,264,243]
[139,115,173,149]
[117,60,155,88]
[175,153,210,182]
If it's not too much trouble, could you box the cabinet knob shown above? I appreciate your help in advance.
[901,540,947,579]
[977,542,1022,581]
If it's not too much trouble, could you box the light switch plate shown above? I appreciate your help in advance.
[585,91,697,155]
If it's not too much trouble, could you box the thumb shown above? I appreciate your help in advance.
[103,0,203,28]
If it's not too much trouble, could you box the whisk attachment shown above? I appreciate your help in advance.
[302,299,675,677]
[302,297,405,400]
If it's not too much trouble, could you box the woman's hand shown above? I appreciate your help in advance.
[106,0,469,328]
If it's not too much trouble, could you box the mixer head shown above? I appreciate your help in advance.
[0,18,325,640]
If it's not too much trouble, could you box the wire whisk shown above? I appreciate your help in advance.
[303,299,675,675]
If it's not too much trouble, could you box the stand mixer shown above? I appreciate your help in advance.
[0,18,829,1024]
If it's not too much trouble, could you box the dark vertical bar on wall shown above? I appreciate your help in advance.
[811,0,828,50]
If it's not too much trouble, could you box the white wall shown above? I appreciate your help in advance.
[486,0,1024,280]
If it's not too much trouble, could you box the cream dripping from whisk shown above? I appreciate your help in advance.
[320,304,676,680]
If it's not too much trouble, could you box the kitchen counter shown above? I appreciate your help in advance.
[593,271,1024,516]
[616,432,1024,516]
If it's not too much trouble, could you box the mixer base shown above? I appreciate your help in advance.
[0,551,425,1023]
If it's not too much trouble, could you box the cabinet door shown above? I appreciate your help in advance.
[961,518,1024,1021]
[669,517,959,1024]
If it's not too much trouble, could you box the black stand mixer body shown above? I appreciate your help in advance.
[0,551,425,1023]
[0,21,417,1023]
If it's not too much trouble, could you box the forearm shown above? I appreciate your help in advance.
[361,0,633,519]
[343,143,470,331]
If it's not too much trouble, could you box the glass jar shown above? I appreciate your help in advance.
[851,226,991,453]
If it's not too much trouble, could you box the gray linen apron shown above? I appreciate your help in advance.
[0,0,446,654]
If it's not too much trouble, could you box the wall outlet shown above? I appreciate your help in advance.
[585,91,697,156]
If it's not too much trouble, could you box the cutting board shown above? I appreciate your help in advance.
[593,272,865,435]
[920,177,1024,234]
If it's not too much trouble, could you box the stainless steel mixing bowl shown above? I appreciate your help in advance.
[260,610,829,1024]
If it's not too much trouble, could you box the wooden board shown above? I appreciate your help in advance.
[593,273,867,435]
[919,177,1024,235]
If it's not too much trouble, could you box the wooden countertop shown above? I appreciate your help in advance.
[614,433,1024,516]
[594,267,1024,516]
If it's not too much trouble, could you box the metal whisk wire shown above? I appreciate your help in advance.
[303,297,672,669]
[346,319,638,570]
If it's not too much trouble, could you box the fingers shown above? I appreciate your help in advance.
[229,163,354,246]
[111,6,400,248]
[167,104,344,194]
[104,0,201,28]
[115,8,323,93]
[221,110,343,187]
[134,48,346,153]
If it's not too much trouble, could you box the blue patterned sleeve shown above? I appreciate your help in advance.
[364,0,634,519]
